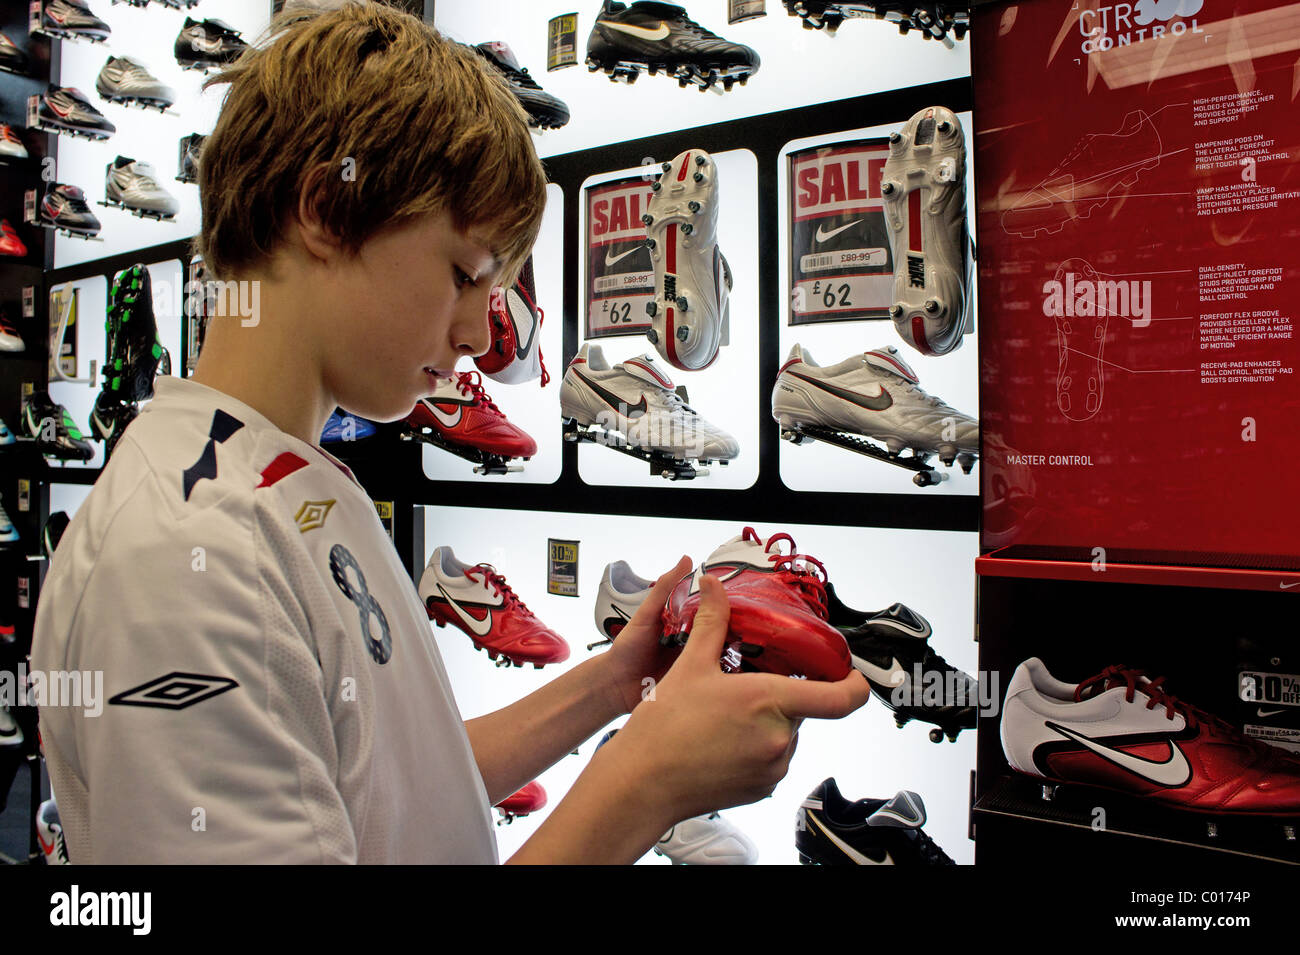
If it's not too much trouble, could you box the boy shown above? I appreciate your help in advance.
[31,2,869,863]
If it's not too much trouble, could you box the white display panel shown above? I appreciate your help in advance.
[434,2,971,160]
[51,1,271,268]
[420,184,564,484]
[776,114,981,495]
[424,502,977,864]
[46,258,183,471]
[576,149,760,490]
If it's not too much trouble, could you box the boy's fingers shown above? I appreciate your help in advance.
[628,555,691,627]
[679,574,731,666]
[770,669,871,720]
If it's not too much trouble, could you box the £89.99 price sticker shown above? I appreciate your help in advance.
[787,140,895,325]
[586,175,655,338]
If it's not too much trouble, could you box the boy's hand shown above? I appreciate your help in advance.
[595,574,871,823]
[597,555,693,715]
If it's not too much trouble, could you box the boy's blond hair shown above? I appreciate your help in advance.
[195,2,546,284]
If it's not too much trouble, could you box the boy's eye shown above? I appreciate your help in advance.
[454,266,479,289]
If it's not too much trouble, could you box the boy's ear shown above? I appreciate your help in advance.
[294,163,344,263]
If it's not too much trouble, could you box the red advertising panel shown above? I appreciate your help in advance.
[973,0,1300,567]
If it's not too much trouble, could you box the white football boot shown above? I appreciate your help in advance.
[881,106,971,357]
[0,705,21,747]
[96,56,176,109]
[643,148,731,372]
[37,799,70,865]
[591,559,656,647]
[105,157,180,218]
[773,343,977,478]
[654,812,759,865]
[561,343,739,463]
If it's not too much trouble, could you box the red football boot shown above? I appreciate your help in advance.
[494,780,547,824]
[663,527,852,682]
[0,219,27,258]
[419,545,570,669]
[475,255,549,386]
[405,370,536,474]
[1003,659,1300,816]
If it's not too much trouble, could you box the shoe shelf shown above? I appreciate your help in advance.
[973,772,1300,866]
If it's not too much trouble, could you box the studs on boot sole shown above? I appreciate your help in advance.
[646,301,657,317]
[924,299,941,314]
[641,213,653,226]
[681,222,693,235]
[688,200,700,213]
[676,326,689,342]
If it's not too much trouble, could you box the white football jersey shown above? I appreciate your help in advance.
[32,377,497,863]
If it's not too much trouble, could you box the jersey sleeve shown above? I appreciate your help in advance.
[32,468,359,864]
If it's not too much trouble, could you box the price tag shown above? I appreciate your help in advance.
[22,286,34,318]
[18,576,29,610]
[373,501,394,540]
[585,175,655,338]
[728,0,766,23]
[1240,670,1300,707]
[26,94,37,130]
[29,2,41,36]
[17,479,30,512]
[547,13,579,71]
[547,538,579,597]
[787,139,895,324]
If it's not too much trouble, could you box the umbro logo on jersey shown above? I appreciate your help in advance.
[815,220,862,244]
[295,499,335,533]
[110,672,239,710]
[434,583,495,637]
[605,245,642,267]
[603,21,671,41]
[786,370,893,411]
[572,369,648,418]
[1045,722,1193,787]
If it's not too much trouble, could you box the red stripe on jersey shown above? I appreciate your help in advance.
[257,451,309,488]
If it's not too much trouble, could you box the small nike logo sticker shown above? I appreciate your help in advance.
[1046,722,1192,787]
[786,370,893,411]
[815,219,862,243]
[434,583,495,637]
[605,245,643,267]
[603,20,671,41]
[1257,707,1288,718]
[1280,581,1300,590]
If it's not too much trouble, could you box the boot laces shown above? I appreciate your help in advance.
[467,563,531,615]
[1075,665,1230,733]
[455,370,502,415]
[739,527,829,617]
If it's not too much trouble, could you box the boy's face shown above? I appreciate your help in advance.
[320,212,503,422]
